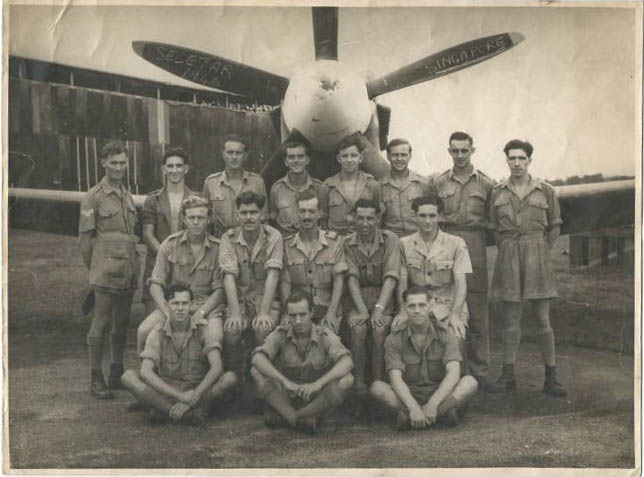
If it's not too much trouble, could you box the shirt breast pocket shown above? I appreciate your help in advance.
[493,195,512,221]
[438,188,457,215]
[402,352,421,383]
[97,203,122,231]
[433,259,454,284]
[314,257,334,286]
[527,195,548,228]
[328,192,346,222]
[467,189,487,219]
[194,262,216,289]
[286,257,307,284]
[252,250,268,281]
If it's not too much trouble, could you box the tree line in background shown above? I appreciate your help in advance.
[546,174,634,186]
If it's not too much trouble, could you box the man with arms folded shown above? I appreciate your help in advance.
[433,131,495,389]
[269,139,329,237]
[280,190,348,333]
[380,138,435,237]
[343,198,401,402]
[137,195,224,354]
[140,147,195,315]
[251,290,354,433]
[202,134,268,236]
[219,191,284,378]
[371,286,477,430]
[122,283,237,425]
[79,140,139,399]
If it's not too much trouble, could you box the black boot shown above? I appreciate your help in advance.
[108,363,125,390]
[90,370,114,399]
[486,364,516,393]
[544,365,567,397]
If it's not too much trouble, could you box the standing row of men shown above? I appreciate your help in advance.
[79,130,565,432]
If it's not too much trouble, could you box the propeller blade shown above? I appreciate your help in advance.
[132,41,289,104]
[312,7,339,61]
[367,32,524,98]
[376,104,391,150]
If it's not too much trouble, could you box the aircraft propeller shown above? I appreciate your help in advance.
[312,7,339,61]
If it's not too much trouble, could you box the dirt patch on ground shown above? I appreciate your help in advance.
[6,229,636,469]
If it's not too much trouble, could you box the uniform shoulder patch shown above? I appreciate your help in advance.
[205,172,223,181]
[166,231,184,240]
[147,188,163,197]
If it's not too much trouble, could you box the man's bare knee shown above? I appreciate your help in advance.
[460,375,478,393]
[219,371,238,388]
[369,380,389,398]
[224,330,242,345]
[337,373,354,392]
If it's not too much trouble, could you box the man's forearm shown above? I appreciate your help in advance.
[390,371,421,412]
[194,351,224,399]
[258,269,280,316]
[142,225,161,256]
[397,273,408,309]
[223,274,242,315]
[199,288,224,315]
[252,353,292,388]
[280,280,291,306]
[150,283,169,314]
[348,277,368,314]
[315,355,353,389]
[427,362,460,408]
[450,274,467,314]
[78,233,93,269]
[327,273,344,315]
[140,365,182,401]
[547,226,560,249]
[377,277,397,310]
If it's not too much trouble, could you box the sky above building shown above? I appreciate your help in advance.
[9,3,640,180]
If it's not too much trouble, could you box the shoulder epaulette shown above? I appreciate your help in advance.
[246,170,261,178]
[476,169,493,181]
[205,171,224,180]
[325,230,338,240]
[165,231,184,240]
[146,188,163,197]
[311,177,323,185]
[207,234,221,244]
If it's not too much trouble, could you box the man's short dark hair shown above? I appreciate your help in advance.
[449,131,473,146]
[236,190,266,209]
[100,140,126,159]
[386,138,412,154]
[352,198,380,215]
[503,139,533,158]
[337,134,364,153]
[221,134,247,151]
[285,289,313,312]
[411,194,444,214]
[181,195,211,216]
[283,139,311,158]
[402,285,430,303]
[165,282,193,301]
[163,147,190,165]
[296,189,320,208]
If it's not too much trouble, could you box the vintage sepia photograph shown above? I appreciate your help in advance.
[4,1,641,474]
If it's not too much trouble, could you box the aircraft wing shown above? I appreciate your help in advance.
[8,180,635,237]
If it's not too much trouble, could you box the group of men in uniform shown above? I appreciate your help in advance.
[79,130,565,433]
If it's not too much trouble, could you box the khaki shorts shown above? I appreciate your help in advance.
[346,308,394,328]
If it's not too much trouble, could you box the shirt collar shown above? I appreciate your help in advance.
[221,169,250,186]
[282,173,314,192]
[448,167,478,182]
[178,230,213,248]
[232,225,266,248]
[294,229,328,249]
[286,323,322,343]
[382,170,421,186]
[99,177,125,196]
[404,318,441,350]
[410,230,446,259]
[349,229,385,250]
[162,315,206,338]
[500,175,542,193]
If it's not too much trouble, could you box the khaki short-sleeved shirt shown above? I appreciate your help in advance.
[384,320,461,388]
[489,176,562,235]
[253,324,351,383]
[269,174,329,236]
[344,229,401,311]
[218,225,283,306]
[79,177,139,291]
[150,230,222,299]
[400,231,472,319]
[380,171,435,236]
[202,170,268,235]
[141,316,222,390]
[281,230,348,309]
[433,168,494,230]
[324,171,381,236]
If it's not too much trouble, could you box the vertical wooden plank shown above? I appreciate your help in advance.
[111,94,127,138]
[40,84,54,134]
[8,78,22,134]
[73,88,88,137]
[30,83,41,134]
[75,136,82,191]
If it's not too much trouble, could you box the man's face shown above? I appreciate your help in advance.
[163,155,188,185]
[355,206,379,240]
[448,139,475,170]
[297,197,320,231]
[183,206,210,237]
[222,141,247,171]
[336,145,362,173]
[387,144,412,173]
[284,145,310,175]
[506,148,531,179]
[236,202,262,233]
[286,299,313,336]
[101,152,128,182]
[416,203,441,236]
[405,292,430,326]
[168,291,192,326]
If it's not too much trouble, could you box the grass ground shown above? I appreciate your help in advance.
[6,229,637,470]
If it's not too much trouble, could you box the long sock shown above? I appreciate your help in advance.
[502,328,521,364]
[110,333,127,365]
[87,336,105,371]
[536,327,556,367]
[437,396,460,416]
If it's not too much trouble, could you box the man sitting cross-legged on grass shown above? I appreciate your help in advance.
[370,286,477,430]
[250,289,354,433]
[122,283,237,426]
